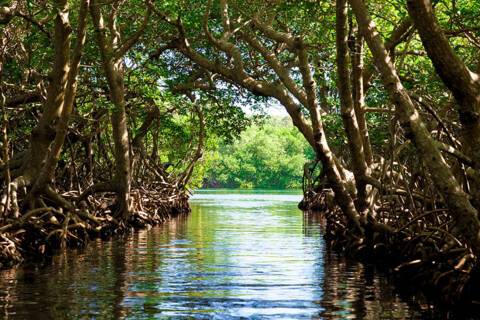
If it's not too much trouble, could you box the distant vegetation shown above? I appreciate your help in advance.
[203,117,314,189]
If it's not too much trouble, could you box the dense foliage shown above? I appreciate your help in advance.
[203,117,314,189]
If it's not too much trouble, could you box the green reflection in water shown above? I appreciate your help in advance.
[0,189,425,319]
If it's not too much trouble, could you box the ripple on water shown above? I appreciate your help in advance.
[0,190,433,319]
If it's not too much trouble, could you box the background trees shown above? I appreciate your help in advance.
[1,0,480,305]
[204,117,314,189]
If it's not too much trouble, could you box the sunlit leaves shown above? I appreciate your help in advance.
[204,117,313,189]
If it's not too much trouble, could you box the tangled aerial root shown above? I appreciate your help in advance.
[0,187,190,269]
[301,189,480,309]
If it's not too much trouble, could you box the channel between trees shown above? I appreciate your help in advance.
[2,0,480,308]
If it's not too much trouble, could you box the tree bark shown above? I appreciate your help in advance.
[407,0,480,206]
[336,0,370,211]
[407,0,480,162]
[91,0,132,219]
[350,33,373,165]
[350,0,480,254]
[20,0,72,181]
[29,0,89,202]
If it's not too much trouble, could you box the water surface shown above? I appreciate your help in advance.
[0,189,428,319]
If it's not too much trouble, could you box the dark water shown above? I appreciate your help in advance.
[0,190,430,319]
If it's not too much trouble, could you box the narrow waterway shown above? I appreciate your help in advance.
[0,190,429,319]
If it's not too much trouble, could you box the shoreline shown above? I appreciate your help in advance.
[0,190,190,270]
[300,193,480,315]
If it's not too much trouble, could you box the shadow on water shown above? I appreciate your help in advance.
[0,189,469,319]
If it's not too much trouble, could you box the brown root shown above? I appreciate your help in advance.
[0,182,190,269]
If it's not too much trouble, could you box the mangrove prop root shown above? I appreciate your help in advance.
[0,186,190,268]
[302,188,480,307]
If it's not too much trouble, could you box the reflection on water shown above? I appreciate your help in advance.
[0,190,428,319]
